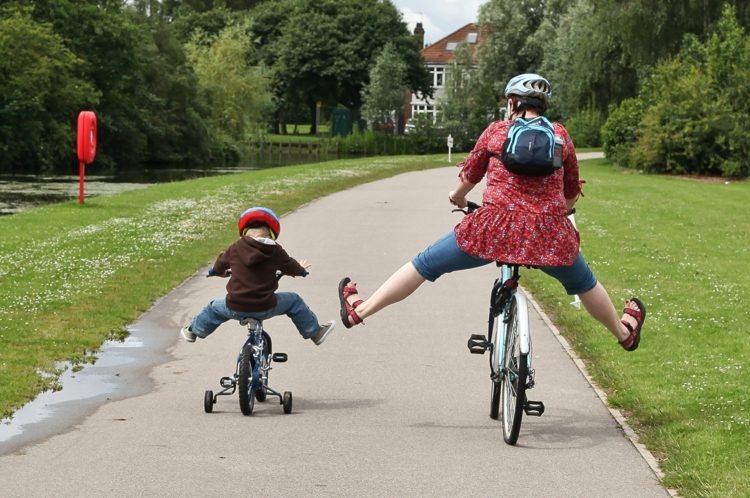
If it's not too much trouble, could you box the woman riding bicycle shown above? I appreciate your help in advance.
[338,73,646,351]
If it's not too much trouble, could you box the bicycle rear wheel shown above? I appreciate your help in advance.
[501,296,528,445]
[238,343,256,416]
[255,331,272,402]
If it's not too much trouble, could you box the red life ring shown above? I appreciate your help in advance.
[77,111,97,164]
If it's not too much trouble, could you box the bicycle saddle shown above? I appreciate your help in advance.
[239,318,262,327]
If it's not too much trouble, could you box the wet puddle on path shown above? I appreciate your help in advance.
[0,312,176,455]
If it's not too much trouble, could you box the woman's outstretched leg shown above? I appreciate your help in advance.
[339,262,426,327]
[578,282,646,350]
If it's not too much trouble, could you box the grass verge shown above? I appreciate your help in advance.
[521,161,748,498]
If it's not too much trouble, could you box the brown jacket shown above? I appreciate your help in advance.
[212,236,307,312]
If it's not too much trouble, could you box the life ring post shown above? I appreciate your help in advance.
[76,111,97,204]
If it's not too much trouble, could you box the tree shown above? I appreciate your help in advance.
[18,0,167,168]
[141,16,213,166]
[476,0,551,97]
[263,0,431,133]
[185,20,271,160]
[0,10,96,172]
[439,41,497,150]
[538,0,632,118]
[545,0,750,117]
[603,5,750,177]
[361,43,408,133]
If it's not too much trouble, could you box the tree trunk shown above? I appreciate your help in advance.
[308,100,318,135]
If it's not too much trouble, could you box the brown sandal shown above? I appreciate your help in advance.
[338,277,364,329]
[620,298,646,351]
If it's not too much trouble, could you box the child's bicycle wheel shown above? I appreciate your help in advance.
[238,343,256,415]
[204,390,214,413]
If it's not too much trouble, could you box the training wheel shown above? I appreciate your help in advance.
[282,391,293,414]
[204,390,214,413]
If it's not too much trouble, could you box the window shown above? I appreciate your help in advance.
[467,33,478,44]
[446,42,457,51]
[411,104,439,124]
[429,66,445,88]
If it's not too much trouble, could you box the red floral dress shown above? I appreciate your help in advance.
[454,119,582,267]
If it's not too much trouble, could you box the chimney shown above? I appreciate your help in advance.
[414,22,425,48]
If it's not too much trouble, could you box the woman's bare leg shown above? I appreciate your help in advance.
[345,262,426,323]
[578,282,639,342]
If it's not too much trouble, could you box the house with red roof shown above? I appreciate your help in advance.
[406,22,480,125]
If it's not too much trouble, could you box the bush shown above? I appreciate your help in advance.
[563,106,604,147]
[327,130,412,156]
[406,114,446,154]
[601,98,645,167]
[601,6,750,178]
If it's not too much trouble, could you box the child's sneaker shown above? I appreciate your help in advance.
[311,320,336,345]
[180,324,196,343]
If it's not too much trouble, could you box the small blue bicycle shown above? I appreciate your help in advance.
[203,316,292,415]
[203,271,293,415]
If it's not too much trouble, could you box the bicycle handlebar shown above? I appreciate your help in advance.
[207,269,284,280]
[451,200,481,215]
[453,201,575,216]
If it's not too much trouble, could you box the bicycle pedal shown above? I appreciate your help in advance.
[524,400,545,417]
[272,352,288,363]
[220,377,234,388]
[467,334,490,354]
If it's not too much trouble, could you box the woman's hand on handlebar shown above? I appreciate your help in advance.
[452,199,480,215]
[448,191,467,209]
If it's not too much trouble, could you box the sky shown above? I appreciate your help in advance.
[391,0,487,45]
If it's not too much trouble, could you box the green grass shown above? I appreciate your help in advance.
[0,156,747,498]
[520,161,749,498]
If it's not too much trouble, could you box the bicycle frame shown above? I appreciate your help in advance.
[489,264,531,377]
[241,320,265,391]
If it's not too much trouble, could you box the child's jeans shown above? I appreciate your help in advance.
[190,292,320,339]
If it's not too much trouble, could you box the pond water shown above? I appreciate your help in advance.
[0,152,338,216]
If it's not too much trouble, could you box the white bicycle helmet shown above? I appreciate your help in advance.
[504,73,552,104]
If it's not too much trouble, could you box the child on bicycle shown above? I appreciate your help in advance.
[181,206,336,345]
[337,74,646,352]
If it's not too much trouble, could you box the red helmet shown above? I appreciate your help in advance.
[237,207,281,238]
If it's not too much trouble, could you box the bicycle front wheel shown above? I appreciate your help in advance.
[489,310,502,420]
[238,343,256,416]
[501,296,528,445]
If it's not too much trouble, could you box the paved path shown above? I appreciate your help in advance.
[0,161,669,497]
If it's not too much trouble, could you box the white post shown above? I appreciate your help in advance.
[447,134,453,163]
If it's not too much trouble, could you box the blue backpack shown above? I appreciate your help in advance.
[500,116,563,176]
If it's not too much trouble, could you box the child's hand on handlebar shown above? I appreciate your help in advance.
[298,259,311,270]
[206,268,230,278]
